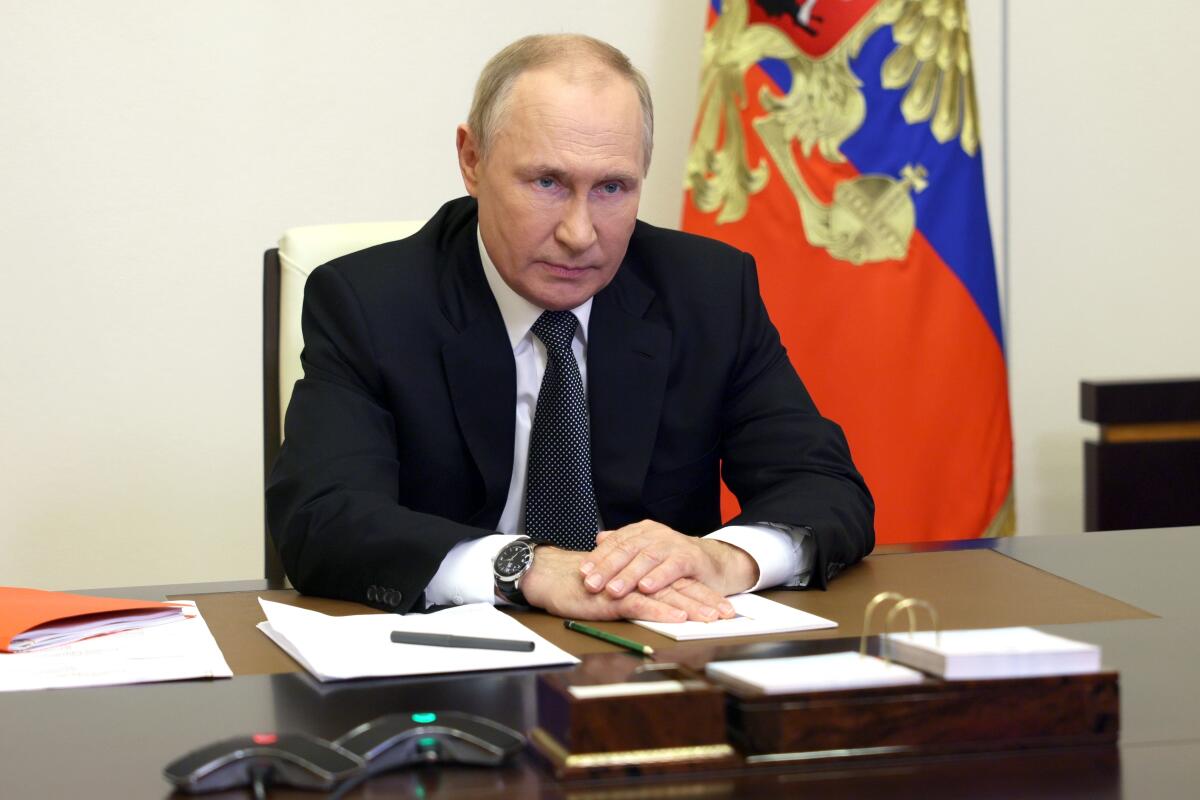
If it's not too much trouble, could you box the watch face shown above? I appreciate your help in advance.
[495,542,533,580]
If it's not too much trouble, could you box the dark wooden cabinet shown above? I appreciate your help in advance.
[1081,378,1200,531]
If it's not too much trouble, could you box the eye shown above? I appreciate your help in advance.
[601,182,622,195]
[535,176,556,189]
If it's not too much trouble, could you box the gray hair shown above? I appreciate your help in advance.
[467,34,655,173]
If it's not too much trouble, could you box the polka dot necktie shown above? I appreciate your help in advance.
[524,310,599,550]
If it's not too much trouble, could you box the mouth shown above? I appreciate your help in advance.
[538,261,593,278]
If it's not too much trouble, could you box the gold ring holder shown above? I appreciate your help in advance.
[859,591,942,664]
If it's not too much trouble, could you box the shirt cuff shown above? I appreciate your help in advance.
[704,523,814,591]
[423,533,519,608]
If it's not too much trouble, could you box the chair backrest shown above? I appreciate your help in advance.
[263,220,426,582]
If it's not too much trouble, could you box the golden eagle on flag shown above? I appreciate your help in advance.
[684,0,1013,542]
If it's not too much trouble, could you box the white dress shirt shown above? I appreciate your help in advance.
[423,229,813,607]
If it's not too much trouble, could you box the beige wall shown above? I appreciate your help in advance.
[0,1,1195,590]
[1006,1,1200,535]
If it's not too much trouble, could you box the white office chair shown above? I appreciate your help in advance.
[262,220,426,582]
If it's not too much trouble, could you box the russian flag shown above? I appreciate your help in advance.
[684,0,1013,542]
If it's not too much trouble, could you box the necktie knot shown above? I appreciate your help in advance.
[532,311,578,355]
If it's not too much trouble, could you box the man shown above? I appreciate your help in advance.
[267,34,873,623]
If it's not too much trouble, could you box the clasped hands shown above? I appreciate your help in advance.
[519,520,758,623]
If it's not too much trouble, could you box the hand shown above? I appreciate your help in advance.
[520,546,724,623]
[579,520,760,619]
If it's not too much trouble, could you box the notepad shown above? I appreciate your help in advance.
[0,586,185,652]
[257,599,579,681]
[881,627,1102,680]
[631,593,837,641]
[706,651,925,695]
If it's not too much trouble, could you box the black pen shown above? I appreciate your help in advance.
[390,631,535,652]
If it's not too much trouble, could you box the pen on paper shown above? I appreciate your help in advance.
[389,631,535,652]
[563,620,654,656]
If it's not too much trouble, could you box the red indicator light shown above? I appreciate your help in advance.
[252,733,278,745]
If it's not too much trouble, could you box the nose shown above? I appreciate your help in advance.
[555,195,598,253]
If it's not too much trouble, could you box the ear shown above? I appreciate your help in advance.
[456,124,482,197]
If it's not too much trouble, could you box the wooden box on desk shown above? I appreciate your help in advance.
[727,671,1120,766]
[530,653,738,779]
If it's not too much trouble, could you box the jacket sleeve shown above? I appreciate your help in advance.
[720,253,875,587]
[265,264,487,613]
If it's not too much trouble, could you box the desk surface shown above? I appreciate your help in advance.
[5,527,1199,798]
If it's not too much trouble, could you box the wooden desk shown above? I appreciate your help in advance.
[4,527,1198,798]
[168,546,1152,677]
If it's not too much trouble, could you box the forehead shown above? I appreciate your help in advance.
[492,66,644,175]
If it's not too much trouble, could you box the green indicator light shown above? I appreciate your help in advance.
[411,712,437,724]
[418,737,438,747]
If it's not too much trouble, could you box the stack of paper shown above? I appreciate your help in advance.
[0,601,232,692]
[632,593,837,641]
[881,627,1102,680]
[706,651,925,695]
[257,599,579,681]
[1,586,185,652]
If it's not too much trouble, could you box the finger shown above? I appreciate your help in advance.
[603,549,666,598]
[634,557,694,595]
[593,520,659,552]
[669,577,735,618]
[582,520,677,583]
[618,591,688,623]
[580,527,634,578]
[582,535,648,592]
[650,584,721,622]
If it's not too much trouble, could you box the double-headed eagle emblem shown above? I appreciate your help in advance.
[687,0,981,265]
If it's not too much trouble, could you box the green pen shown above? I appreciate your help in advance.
[564,620,655,656]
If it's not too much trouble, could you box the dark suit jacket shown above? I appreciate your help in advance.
[267,197,873,613]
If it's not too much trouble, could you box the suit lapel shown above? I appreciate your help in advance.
[438,222,516,525]
[587,262,671,527]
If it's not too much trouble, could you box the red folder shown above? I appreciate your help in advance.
[0,586,180,652]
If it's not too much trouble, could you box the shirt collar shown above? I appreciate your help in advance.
[477,225,592,351]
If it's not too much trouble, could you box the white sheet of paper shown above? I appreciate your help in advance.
[631,593,837,641]
[881,627,1102,679]
[0,601,232,692]
[706,651,925,695]
[257,599,579,681]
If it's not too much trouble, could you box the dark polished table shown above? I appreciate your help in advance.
[4,527,1198,798]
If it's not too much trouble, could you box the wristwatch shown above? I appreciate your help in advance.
[493,537,540,606]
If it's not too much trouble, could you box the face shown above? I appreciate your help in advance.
[457,67,645,310]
